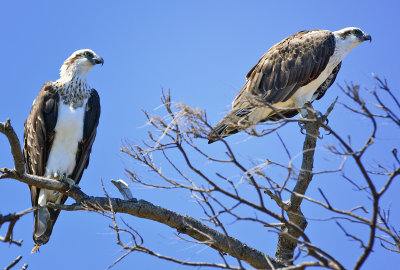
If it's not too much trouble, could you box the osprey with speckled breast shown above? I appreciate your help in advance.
[23,49,103,249]
[208,27,371,143]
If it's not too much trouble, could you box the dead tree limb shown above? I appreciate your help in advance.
[273,100,338,266]
[0,119,24,174]
[4,255,23,270]
[1,76,398,269]
[0,208,34,246]
[0,119,275,269]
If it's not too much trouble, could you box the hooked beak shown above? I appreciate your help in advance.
[362,33,372,42]
[93,56,104,66]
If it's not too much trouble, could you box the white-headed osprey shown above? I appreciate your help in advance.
[23,49,103,247]
[208,27,371,143]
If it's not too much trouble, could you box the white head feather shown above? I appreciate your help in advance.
[55,49,103,106]
[333,27,371,54]
[57,49,102,85]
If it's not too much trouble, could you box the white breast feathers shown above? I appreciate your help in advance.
[45,99,87,178]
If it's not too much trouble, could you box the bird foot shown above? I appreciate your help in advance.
[299,108,308,118]
[31,245,41,253]
[298,101,312,117]
[59,173,80,190]
[298,106,328,136]
[298,121,307,135]
[316,111,329,125]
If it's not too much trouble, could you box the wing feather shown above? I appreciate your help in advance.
[23,82,59,206]
[313,62,342,101]
[71,89,101,183]
[233,30,336,109]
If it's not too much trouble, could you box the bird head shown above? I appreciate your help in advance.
[333,27,371,50]
[59,49,104,81]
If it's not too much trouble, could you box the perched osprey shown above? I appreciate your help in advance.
[208,27,371,143]
[23,49,103,247]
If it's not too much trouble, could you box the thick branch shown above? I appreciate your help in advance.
[0,119,276,269]
[4,255,23,270]
[57,195,275,269]
[274,101,343,270]
[2,166,276,268]
[2,169,275,268]
[0,119,25,174]
[11,171,274,269]
[1,169,87,201]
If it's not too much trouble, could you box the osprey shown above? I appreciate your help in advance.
[23,49,103,247]
[208,27,371,143]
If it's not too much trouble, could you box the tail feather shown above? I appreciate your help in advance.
[33,206,60,245]
[208,105,301,143]
[208,108,252,144]
[32,188,66,246]
[34,206,50,238]
[208,123,239,144]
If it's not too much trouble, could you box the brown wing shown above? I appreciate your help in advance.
[23,82,59,207]
[266,62,342,121]
[233,30,336,108]
[71,89,100,183]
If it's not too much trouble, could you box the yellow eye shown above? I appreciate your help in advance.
[84,51,92,57]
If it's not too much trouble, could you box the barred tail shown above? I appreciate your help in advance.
[33,203,61,246]
[207,108,252,144]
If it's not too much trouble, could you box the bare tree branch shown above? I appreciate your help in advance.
[1,76,399,269]
[274,100,343,269]
[0,119,24,174]
[4,255,22,270]
[0,119,276,269]
[0,208,34,246]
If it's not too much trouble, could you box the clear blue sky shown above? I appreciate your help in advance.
[1,1,399,269]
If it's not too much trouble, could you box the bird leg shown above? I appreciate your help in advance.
[316,111,329,126]
[297,102,326,135]
[297,103,312,134]
[31,244,41,253]
[58,173,80,190]
[298,101,334,138]
[298,120,307,135]
[299,102,320,118]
